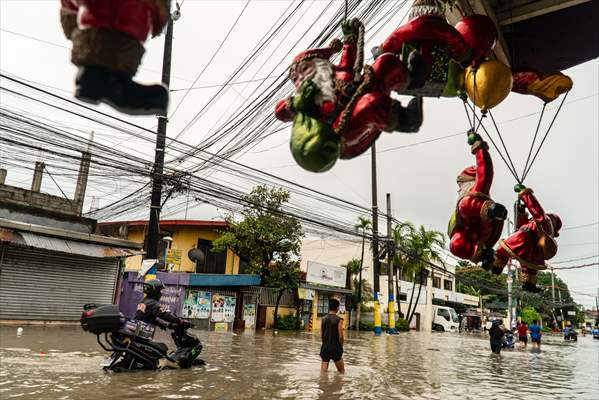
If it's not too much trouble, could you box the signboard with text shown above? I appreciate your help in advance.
[306,261,347,288]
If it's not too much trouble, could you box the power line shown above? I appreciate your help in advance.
[552,254,599,264]
[562,221,599,231]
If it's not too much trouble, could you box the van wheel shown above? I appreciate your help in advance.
[433,324,445,332]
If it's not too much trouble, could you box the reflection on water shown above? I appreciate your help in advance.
[0,326,597,399]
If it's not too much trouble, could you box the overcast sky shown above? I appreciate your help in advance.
[1,0,597,307]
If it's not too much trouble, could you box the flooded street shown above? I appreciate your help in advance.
[0,326,597,399]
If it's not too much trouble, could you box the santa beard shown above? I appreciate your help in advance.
[310,58,336,105]
[458,181,475,197]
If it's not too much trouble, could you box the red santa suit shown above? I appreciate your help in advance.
[275,37,414,159]
[449,139,505,264]
[495,188,562,286]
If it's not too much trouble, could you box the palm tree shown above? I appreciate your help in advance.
[354,217,371,330]
[392,221,416,318]
[395,224,446,325]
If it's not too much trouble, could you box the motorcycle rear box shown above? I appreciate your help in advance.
[81,304,123,334]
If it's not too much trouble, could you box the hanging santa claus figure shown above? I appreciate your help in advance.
[59,0,170,115]
[493,185,562,292]
[275,19,423,172]
[448,132,507,270]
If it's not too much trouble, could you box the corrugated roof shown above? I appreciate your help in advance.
[1,228,143,258]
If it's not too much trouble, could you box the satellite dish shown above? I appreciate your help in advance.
[188,248,205,264]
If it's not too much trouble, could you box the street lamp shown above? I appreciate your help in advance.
[162,236,173,271]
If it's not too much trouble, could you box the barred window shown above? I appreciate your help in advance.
[317,294,330,315]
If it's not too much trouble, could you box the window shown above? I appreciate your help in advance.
[195,239,227,274]
[444,279,453,291]
[437,308,450,321]
[398,292,407,301]
[317,294,330,315]
[433,276,441,289]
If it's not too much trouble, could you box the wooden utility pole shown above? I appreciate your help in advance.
[386,193,397,333]
[371,143,381,336]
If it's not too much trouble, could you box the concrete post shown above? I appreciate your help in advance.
[423,268,433,332]
[73,152,91,215]
[0,168,6,185]
[31,161,44,192]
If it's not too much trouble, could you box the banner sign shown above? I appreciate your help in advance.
[183,290,212,319]
[298,288,316,300]
[166,249,182,271]
[224,296,236,323]
[211,293,225,322]
[243,303,256,328]
[306,261,347,288]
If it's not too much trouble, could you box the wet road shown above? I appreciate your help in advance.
[0,326,597,399]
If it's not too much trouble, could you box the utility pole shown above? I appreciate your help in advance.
[550,265,557,328]
[557,280,565,329]
[386,193,397,334]
[371,143,382,336]
[506,216,513,330]
[145,8,175,281]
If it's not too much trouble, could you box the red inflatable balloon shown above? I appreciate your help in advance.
[455,15,497,66]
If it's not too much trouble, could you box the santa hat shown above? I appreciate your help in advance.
[547,213,562,235]
[408,0,445,21]
[291,39,343,66]
[456,166,476,183]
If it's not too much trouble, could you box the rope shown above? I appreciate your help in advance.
[344,0,348,22]
[353,22,365,83]
[465,101,521,182]
[520,102,546,182]
[471,68,477,132]
[521,91,570,181]
[488,110,520,183]
[334,65,374,135]
[462,99,473,130]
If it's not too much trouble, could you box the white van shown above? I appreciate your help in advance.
[432,306,459,332]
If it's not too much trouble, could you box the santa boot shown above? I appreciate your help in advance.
[75,65,169,116]
[406,50,428,90]
[480,248,496,272]
[522,282,541,293]
[487,202,507,221]
[395,97,423,133]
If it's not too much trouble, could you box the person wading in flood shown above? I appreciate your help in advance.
[489,319,505,354]
[320,298,345,374]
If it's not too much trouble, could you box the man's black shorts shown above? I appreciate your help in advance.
[531,337,541,343]
[320,348,343,362]
[519,336,528,343]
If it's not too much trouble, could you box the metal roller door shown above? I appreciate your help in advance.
[0,245,119,320]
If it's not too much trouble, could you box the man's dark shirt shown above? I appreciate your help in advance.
[135,298,180,325]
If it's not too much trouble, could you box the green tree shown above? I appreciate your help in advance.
[264,254,302,329]
[212,185,304,328]
[352,277,373,310]
[393,223,446,324]
[354,217,371,329]
[520,306,541,325]
[392,221,416,317]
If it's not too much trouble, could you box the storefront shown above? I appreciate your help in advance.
[118,272,261,332]
[301,261,351,332]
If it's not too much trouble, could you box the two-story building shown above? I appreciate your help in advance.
[98,220,296,331]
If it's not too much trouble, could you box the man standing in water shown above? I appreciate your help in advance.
[320,298,345,374]
[489,319,504,354]
[529,320,542,348]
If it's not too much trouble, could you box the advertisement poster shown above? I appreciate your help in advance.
[339,296,346,314]
[243,303,256,328]
[166,249,182,272]
[183,290,211,319]
[211,293,225,322]
[224,296,236,323]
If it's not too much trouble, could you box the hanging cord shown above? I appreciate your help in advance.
[353,22,365,83]
[465,100,521,183]
[462,98,473,130]
[488,110,520,182]
[521,91,570,181]
[344,0,348,22]
[520,102,547,181]
[471,68,478,131]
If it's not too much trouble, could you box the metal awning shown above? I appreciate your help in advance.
[0,227,143,258]
[300,283,352,295]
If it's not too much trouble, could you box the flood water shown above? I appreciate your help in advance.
[0,326,597,399]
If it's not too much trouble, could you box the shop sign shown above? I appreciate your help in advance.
[166,249,182,271]
[224,296,236,323]
[183,290,211,319]
[298,288,316,300]
[306,261,346,288]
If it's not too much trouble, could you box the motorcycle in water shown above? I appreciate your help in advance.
[502,331,515,349]
[81,304,204,372]
[563,329,578,342]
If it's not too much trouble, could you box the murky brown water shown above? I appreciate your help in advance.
[0,326,597,399]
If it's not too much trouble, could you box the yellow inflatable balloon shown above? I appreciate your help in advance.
[465,60,513,112]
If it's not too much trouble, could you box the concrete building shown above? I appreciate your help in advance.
[0,157,142,323]
[300,238,479,331]
[98,220,297,332]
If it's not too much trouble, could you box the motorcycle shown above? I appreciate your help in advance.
[502,331,515,349]
[81,303,203,372]
[563,329,578,342]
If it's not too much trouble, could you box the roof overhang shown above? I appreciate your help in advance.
[300,283,352,295]
[446,0,598,72]
[0,218,143,258]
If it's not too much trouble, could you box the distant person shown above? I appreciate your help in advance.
[529,320,542,348]
[489,319,504,354]
[517,322,529,348]
[320,298,345,374]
